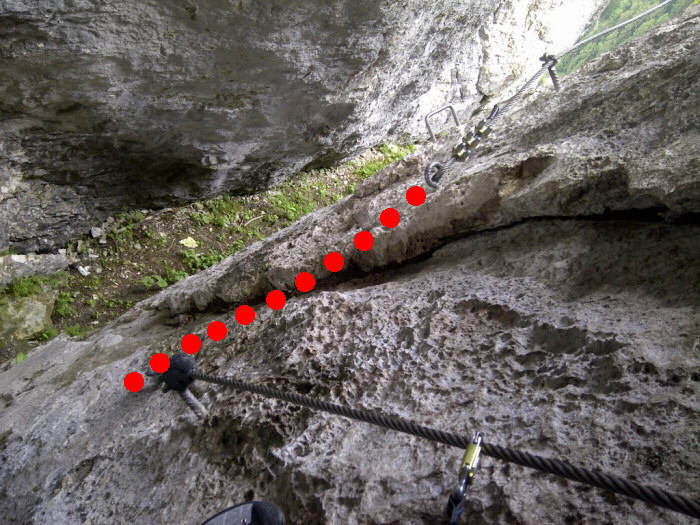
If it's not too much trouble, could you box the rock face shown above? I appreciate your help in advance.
[0,253,70,287]
[0,290,55,341]
[0,0,606,253]
[1,7,699,525]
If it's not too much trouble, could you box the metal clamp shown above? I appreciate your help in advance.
[451,104,499,162]
[540,53,561,92]
[425,104,461,141]
[446,432,483,524]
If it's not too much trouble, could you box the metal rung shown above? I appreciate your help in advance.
[425,104,460,141]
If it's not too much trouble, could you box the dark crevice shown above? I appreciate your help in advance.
[435,205,672,250]
[201,205,691,317]
[374,205,677,278]
[668,211,700,225]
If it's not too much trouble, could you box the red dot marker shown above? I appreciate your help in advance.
[124,372,144,392]
[150,353,171,373]
[354,231,374,251]
[295,272,315,292]
[207,320,227,341]
[380,208,400,228]
[181,333,202,354]
[324,251,344,272]
[266,290,287,310]
[235,305,255,325]
[406,186,426,206]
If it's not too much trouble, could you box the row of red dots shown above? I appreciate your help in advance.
[124,185,427,391]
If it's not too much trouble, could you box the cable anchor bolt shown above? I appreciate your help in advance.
[446,432,483,524]
[147,354,208,419]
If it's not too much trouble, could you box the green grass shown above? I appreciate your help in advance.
[352,144,417,180]
[8,276,43,297]
[2,141,420,356]
[558,0,696,76]
[65,324,89,338]
[1,273,69,303]
[179,248,236,273]
[142,275,168,289]
[37,327,59,342]
[54,292,77,317]
[164,265,190,284]
[107,210,147,247]
[267,190,316,222]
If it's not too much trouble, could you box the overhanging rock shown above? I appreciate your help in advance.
[0,6,698,525]
[0,0,606,252]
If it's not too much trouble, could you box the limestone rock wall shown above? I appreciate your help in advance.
[0,0,605,253]
[0,6,698,525]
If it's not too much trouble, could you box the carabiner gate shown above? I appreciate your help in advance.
[446,432,483,525]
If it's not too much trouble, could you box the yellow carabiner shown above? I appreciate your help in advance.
[459,432,483,485]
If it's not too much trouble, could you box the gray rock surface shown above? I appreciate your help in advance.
[0,7,698,525]
[0,0,606,253]
[0,290,56,341]
[0,252,71,287]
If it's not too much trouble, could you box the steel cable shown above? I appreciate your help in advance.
[492,61,553,124]
[495,0,676,123]
[191,370,700,519]
[557,0,675,61]
[427,0,679,189]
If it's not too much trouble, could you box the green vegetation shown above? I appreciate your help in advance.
[142,275,168,289]
[1,142,419,363]
[0,273,68,304]
[6,276,43,297]
[164,265,190,284]
[37,327,59,342]
[65,324,89,339]
[107,210,147,247]
[352,143,417,179]
[86,276,101,289]
[142,268,189,289]
[559,0,696,76]
[179,248,236,273]
[268,189,317,222]
[169,143,417,274]
[54,292,77,317]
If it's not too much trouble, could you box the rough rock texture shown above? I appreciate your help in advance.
[0,290,56,341]
[0,0,606,253]
[0,7,699,525]
[0,253,71,286]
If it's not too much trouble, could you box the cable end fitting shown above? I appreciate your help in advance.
[425,161,445,189]
[452,142,471,162]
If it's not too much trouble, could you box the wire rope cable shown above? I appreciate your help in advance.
[425,0,680,190]
[498,0,676,121]
[190,370,700,519]
[558,0,676,60]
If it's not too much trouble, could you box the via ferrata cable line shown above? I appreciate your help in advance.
[424,0,677,188]
[152,356,700,519]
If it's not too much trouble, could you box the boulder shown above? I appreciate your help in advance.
[0,0,606,253]
[0,7,698,525]
[0,252,71,287]
[0,290,56,341]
